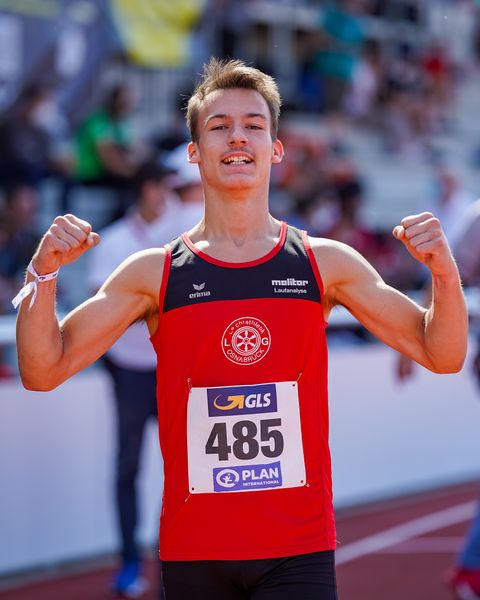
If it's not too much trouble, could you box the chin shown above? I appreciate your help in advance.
[224,181,253,191]
[220,174,259,191]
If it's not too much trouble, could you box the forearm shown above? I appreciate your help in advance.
[423,268,468,373]
[14,215,106,389]
[16,274,65,391]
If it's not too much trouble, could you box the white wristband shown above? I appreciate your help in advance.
[12,261,59,310]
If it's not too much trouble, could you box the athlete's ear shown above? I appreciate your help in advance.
[271,139,284,164]
[188,141,200,164]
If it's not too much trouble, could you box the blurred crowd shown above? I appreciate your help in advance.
[210,0,480,154]
[1,0,480,376]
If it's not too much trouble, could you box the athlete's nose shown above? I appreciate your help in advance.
[228,123,247,146]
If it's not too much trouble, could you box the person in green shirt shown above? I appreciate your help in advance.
[74,83,140,183]
[73,83,150,221]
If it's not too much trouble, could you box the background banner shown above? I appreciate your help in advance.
[110,0,206,68]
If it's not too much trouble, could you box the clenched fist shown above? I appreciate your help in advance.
[393,212,455,277]
[32,214,100,274]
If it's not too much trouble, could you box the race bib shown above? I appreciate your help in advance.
[187,381,306,493]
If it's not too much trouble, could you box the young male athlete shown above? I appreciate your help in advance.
[15,59,468,599]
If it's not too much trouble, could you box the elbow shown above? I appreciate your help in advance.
[428,354,466,375]
[21,378,58,392]
[20,370,62,392]
[430,364,463,375]
[422,330,468,375]
[18,352,68,391]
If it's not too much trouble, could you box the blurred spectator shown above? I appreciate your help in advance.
[0,83,72,186]
[0,183,40,309]
[153,108,189,154]
[0,183,40,377]
[297,30,328,114]
[322,179,376,255]
[421,41,456,131]
[208,0,251,60]
[378,44,432,156]
[73,83,150,220]
[311,0,366,114]
[273,125,332,219]
[165,143,204,230]
[87,161,183,599]
[424,165,474,248]
[344,39,383,122]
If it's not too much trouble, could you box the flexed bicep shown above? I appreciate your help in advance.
[18,248,164,391]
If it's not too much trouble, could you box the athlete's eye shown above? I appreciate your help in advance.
[247,124,263,130]
[211,125,227,131]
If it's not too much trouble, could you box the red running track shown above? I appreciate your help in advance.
[0,481,478,600]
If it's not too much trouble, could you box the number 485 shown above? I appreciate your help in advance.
[205,419,283,461]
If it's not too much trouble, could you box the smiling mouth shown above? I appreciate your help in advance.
[222,156,253,165]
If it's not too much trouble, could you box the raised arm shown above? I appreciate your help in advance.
[313,212,468,373]
[16,214,164,391]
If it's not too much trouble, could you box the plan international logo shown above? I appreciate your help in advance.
[213,461,282,492]
[271,277,309,295]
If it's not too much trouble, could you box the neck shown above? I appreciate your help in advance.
[197,188,273,243]
[187,189,283,263]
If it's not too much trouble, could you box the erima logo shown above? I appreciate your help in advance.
[189,282,211,299]
[271,278,308,286]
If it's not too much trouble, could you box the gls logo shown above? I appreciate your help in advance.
[213,392,271,411]
[207,383,278,417]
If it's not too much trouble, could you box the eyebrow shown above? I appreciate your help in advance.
[204,112,268,126]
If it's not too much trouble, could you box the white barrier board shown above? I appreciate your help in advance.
[1,345,479,575]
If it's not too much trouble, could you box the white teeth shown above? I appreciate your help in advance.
[223,156,251,164]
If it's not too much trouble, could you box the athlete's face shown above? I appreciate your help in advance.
[187,88,283,194]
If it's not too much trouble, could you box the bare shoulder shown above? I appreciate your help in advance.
[100,246,167,305]
[307,235,381,312]
[307,235,375,285]
[307,235,349,258]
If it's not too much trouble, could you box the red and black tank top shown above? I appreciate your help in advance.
[150,222,336,561]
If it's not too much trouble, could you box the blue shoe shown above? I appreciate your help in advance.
[111,560,147,598]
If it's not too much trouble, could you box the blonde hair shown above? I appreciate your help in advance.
[186,58,281,142]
